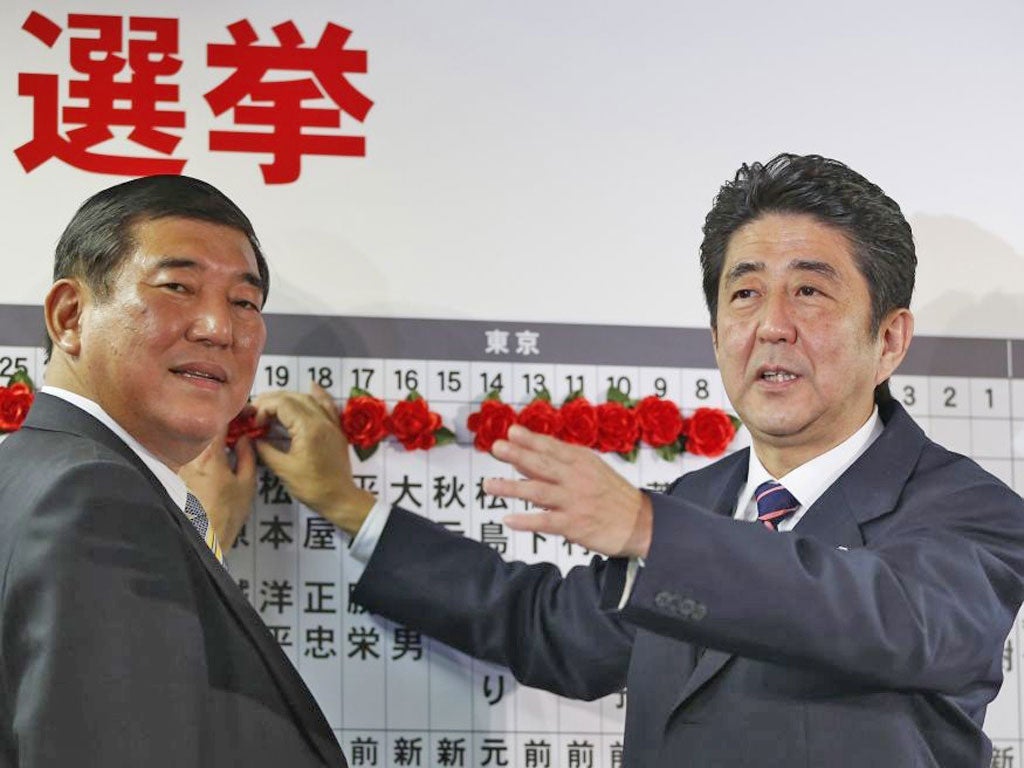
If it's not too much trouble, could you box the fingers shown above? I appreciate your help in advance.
[253,438,289,477]
[251,390,347,457]
[490,442,560,483]
[207,426,232,468]
[483,477,561,510]
[308,383,340,421]
[503,509,562,534]
[490,426,586,483]
[504,424,577,460]
[251,390,330,436]
[185,442,222,476]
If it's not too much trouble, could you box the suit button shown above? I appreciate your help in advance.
[654,590,681,614]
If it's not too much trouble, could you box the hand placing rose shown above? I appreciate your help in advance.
[0,383,35,433]
[225,406,270,448]
[684,407,737,457]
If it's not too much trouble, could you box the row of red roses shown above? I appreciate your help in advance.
[326,386,740,462]
[0,370,35,433]
[2,372,741,463]
[227,388,456,460]
[466,388,740,461]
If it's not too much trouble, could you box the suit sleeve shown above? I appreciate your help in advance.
[620,456,1024,694]
[353,506,636,701]
[2,461,209,766]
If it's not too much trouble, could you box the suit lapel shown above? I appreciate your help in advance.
[672,402,927,709]
[677,449,749,519]
[795,400,925,543]
[179,521,344,764]
[23,394,342,764]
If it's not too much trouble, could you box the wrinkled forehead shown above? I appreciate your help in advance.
[125,216,262,279]
[721,213,860,278]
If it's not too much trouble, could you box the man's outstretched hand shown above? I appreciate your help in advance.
[486,425,653,559]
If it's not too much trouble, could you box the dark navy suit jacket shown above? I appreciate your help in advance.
[0,394,346,767]
[354,399,1024,767]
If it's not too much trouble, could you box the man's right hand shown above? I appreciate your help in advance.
[251,386,376,536]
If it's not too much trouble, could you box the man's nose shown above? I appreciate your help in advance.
[756,291,797,344]
[186,297,232,346]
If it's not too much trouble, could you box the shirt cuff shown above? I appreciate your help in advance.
[616,556,644,610]
[349,498,390,563]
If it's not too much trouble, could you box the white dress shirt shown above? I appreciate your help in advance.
[735,406,883,529]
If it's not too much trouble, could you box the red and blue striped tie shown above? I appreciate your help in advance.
[754,480,800,531]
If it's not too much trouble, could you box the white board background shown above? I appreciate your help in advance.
[0,0,1022,336]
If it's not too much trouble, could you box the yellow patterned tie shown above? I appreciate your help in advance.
[184,492,225,564]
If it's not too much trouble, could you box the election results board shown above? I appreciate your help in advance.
[2,306,1024,768]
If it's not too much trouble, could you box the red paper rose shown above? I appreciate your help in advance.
[386,395,444,450]
[635,396,684,448]
[684,407,737,457]
[0,383,34,433]
[516,398,562,436]
[342,395,389,448]
[557,397,598,447]
[467,399,516,452]
[225,407,269,447]
[595,401,640,454]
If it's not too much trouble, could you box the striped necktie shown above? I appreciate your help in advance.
[754,480,800,531]
[185,492,225,564]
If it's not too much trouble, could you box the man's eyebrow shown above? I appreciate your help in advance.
[723,260,764,285]
[789,259,840,281]
[154,257,199,271]
[154,257,264,291]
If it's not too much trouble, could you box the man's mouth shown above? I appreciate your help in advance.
[759,367,798,383]
[171,364,227,384]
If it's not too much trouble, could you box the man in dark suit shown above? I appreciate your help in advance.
[198,154,1024,766]
[0,176,346,766]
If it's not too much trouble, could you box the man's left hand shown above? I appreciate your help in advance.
[180,427,257,550]
[487,425,653,559]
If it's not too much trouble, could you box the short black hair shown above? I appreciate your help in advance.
[46,175,269,356]
[700,153,915,334]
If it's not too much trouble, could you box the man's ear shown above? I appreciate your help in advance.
[875,308,914,385]
[45,279,88,357]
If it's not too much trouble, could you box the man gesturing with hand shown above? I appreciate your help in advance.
[193,154,1024,768]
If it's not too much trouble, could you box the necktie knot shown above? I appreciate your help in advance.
[185,492,224,564]
[754,480,800,531]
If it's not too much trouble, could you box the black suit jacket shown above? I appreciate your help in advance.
[0,394,346,767]
[353,400,1024,767]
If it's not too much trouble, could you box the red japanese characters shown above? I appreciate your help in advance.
[16,12,373,183]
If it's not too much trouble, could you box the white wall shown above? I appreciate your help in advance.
[1,0,1021,335]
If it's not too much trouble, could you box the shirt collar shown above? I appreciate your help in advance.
[41,386,188,512]
[738,406,884,523]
